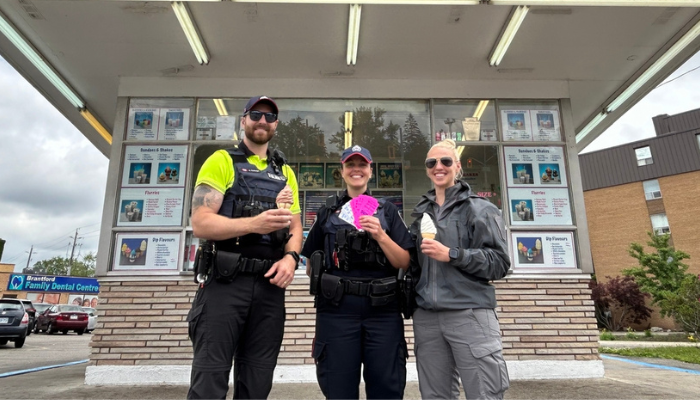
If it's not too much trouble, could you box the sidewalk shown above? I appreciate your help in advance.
[1,356,699,399]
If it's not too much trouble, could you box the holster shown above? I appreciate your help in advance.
[369,277,398,307]
[398,270,417,319]
[320,274,344,306]
[193,241,215,284]
[309,250,324,295]
[214,251,241,283]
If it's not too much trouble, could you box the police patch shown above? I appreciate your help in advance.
[267,173,287,182]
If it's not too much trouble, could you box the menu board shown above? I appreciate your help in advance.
[372,190,403,218]
[117,188,185,227]
[158,108,190,140]
[508,188,572,226]
[530,110,561,141]
[504,146,567,187]
[127,108,160,140]
[511,231,577,269]
[126,107,191,141]
[501,109,561,142]
[121,145,188,188]
[113,232,181,271]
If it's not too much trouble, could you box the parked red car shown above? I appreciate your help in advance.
[35,304,88,335]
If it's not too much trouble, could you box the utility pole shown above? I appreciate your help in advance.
[68,228,82,276]
[25,245,35,270]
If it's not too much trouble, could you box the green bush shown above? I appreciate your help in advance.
[664,275,700,336]
[644,329,652,338]
[599,329,615,341]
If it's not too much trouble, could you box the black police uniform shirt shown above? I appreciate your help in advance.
[302,191,415,279]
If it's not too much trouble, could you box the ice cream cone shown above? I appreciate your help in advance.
[277,202,291,210]
[421,233,435,240]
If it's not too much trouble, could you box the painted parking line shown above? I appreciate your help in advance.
[601,355,700,375]
[0,359,89,378]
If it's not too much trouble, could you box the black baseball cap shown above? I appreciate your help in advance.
[341,145,372,163]
[243,96,279,114]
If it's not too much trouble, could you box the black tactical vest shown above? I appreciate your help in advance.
[215,148,288,260]
[320,195,394,278]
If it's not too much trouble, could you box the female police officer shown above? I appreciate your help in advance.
[301,145,414,399]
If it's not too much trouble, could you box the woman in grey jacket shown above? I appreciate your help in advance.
[409,139,511,400]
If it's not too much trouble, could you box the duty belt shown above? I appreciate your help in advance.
[238,257,274,274]
[343,278,397,297]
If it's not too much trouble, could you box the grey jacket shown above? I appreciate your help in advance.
[409,181,510,310]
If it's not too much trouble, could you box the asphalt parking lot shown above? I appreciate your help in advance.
[0,330,90,375]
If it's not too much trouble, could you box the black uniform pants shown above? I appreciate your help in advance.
[187,274,286,399]
[312,294,408,399]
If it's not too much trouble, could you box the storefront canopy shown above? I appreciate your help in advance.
[1,1,699,157]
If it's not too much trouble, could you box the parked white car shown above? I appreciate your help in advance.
[81,307,98,333]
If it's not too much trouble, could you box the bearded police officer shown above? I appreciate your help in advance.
[187,96,302,399]
[302,146,414,399]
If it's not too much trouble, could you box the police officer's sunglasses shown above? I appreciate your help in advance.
[425,157,454,169]
[244,110,278,123]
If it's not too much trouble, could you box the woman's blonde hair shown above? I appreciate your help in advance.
[427,139,463,180]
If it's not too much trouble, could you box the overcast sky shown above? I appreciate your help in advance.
[1,51,699,272]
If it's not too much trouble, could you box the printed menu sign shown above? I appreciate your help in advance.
[113,232,181,271]
[158,108,190,140]
[508,188,572,226]
[121,145,188,188]
[530,110,561,141]
[117,188,185,226]
[511,232,577,269]
[127,108,160,140]
[501,110,532,141]
[504,146,567,187]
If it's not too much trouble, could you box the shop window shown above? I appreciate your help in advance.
[650,213,670,235]
[643,179,662,200]
[459,146,502,209]
[432,100,498,142]
[635,146,653,166]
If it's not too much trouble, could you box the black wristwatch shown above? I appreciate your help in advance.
[449,247,461,262]
[285,251,300,265]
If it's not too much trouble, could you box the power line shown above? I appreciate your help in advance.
[655,65,700,89]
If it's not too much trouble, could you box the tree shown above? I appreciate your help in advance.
[29,257,69,276]
[663,274,700,336]
[272,116,328,160]
[623,232,691,318]
[401,113,430,163]
[25,253,96,277]
[589,275,652,331]
[330,107,396,158]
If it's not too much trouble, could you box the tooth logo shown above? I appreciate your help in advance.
[9,275,24,290]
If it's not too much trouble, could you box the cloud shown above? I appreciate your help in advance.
[583,51,700,153]
[0,58,108,268]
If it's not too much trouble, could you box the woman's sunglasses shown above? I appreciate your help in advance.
[245,110,278,123]
[425,157,454,169]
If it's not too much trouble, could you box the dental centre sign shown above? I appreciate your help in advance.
[6,274,99,294]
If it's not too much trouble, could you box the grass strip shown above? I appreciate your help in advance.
[600,346,700,364]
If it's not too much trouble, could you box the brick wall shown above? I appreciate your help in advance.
[90,275,598,365]
[583,170,700,330]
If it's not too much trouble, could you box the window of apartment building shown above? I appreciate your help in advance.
[643,179,662,200]
[635,146,653,166]
[650,213,670,235]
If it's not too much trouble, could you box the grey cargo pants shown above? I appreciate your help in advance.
[413,308,510,400]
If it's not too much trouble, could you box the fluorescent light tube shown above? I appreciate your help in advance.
[575,112,606,143]
[491,0,700,6]
[0,11,84,109]
[344,111,353,147]
[172,2,210,65]
[346,5,361,65]
[473,100,489,120]
[606,19,700,113]
[213,99,228,116]
[234,0,480,3]
[489,6,529,67]
[80,109,113,145]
